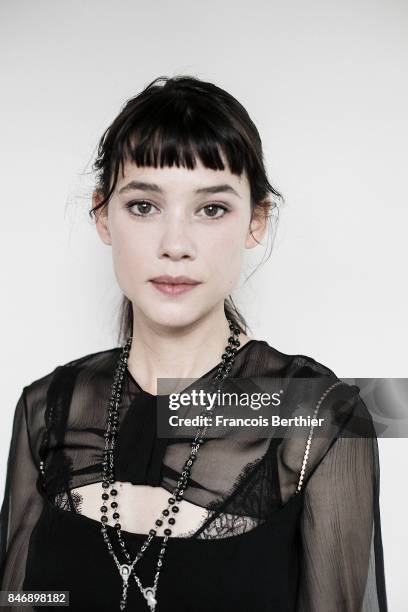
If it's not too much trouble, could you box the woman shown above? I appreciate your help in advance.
[0,75,388,611]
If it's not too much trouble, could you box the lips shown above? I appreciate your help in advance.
[150,275,200,285]
[149,276,201,296]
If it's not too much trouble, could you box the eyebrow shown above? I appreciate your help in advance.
[117,180,241,198]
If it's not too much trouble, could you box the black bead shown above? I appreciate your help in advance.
[111,501,118,508]
[110,489,117,496]
[115,523,121,530]
[168,517,176,525]
[100,506,107,513]
[149,529,157,536]
[168,497,175,504]
[172,506,179,513]
[102,493,109,500]
[164,528,172,536]
[163,509,169,516]
[113,512,119,519]
[155,519,163,526]
[101,516,108,523]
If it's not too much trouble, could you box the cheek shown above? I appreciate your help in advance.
[110,224,152,290]
[200,230,245,292]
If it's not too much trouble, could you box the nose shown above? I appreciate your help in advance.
[157,218,196,261]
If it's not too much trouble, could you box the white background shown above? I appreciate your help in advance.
[1,0,407,608]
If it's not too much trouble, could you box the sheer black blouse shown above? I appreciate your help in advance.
[0,339,388,611]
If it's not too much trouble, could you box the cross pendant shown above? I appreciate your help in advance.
[142,586,157,611]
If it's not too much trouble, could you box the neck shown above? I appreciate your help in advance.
[126,307,250,396]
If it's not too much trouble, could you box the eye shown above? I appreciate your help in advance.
[125,200,229,220]
[199,203,229,220]
[125,200,158,217]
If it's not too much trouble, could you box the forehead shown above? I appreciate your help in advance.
[117,153,250,195]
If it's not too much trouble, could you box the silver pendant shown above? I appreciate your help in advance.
[120,563,132,585]
[142,586,157,611]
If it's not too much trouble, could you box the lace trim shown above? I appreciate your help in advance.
[193,512,259,539]
[54,490,84,513]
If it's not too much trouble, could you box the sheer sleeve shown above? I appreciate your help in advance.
[0,387,45,610]
[296,393,388,611]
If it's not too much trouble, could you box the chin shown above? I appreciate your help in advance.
[140,308,198,329]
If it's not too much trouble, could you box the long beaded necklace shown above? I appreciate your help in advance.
[100,319,241,611]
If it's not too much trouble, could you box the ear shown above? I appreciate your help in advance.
[92,190,112,246]
[245,205,269,249]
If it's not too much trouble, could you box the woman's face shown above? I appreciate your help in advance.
[94,153,267,329]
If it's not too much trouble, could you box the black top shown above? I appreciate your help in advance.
[0,339,388,611]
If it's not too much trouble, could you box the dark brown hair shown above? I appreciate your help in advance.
[90,75,284,344]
